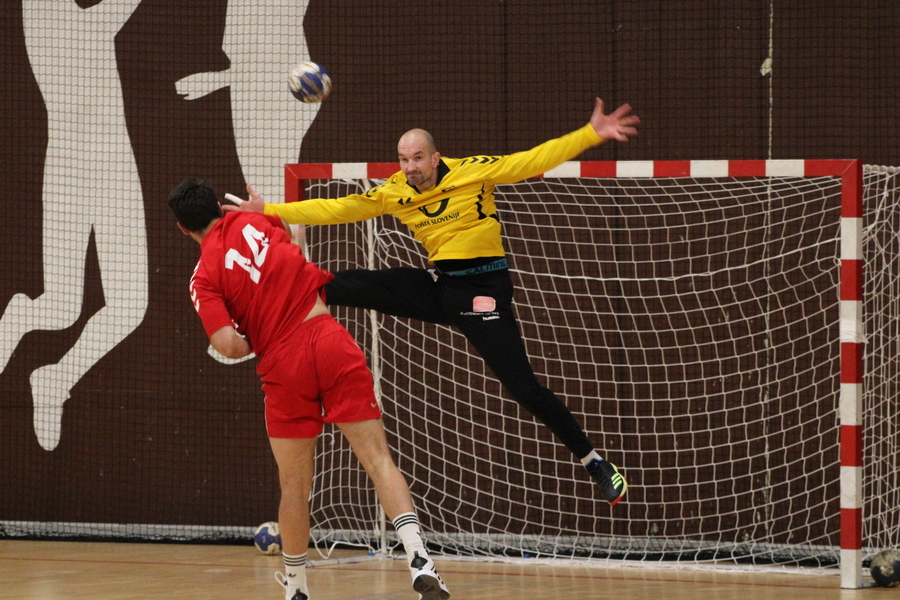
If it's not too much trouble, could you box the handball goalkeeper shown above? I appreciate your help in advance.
[225,98,639,505]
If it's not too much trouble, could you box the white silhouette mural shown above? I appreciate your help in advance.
[1,0,148,450]
[175,0,320,363]
[4,0,320,449]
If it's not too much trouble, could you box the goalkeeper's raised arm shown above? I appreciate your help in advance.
[222,97,639,220]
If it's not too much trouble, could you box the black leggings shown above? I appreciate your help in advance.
[324,267,595,459]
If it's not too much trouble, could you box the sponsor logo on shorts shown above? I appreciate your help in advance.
[472,296,496,312]
[458,296,501,320]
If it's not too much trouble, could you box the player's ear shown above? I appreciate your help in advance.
[432,151,441,166]
[177,222,191,236]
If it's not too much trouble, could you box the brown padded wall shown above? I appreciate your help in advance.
[0,0,895,535]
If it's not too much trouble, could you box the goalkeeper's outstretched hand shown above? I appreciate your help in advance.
[222,184,265,214]
[590,97,640,143]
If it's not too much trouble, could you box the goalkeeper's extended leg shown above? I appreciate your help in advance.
[446,275,627,505]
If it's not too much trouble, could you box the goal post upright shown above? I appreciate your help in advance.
[830,159,864,589]
[285,158,865,585]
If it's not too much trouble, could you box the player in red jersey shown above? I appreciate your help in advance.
[168,178,449,600]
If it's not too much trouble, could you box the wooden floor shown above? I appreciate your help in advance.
[0,540,884,599]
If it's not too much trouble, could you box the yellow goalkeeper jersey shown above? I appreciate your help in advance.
[265,123,604,261]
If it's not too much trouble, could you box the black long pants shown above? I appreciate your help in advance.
[324,267,595,459]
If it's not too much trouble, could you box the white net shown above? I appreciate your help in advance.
[297,165,897,569]
[862,166,900,559]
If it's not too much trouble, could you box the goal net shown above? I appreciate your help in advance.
[861,165,900,562]
[287,160,888,585]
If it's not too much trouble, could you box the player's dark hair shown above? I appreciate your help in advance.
[168,178,222,232]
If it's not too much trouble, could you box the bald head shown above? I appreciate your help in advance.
[398,128,436,154]
[397,128,441,190]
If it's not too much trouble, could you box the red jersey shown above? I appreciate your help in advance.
[189,212,333,361]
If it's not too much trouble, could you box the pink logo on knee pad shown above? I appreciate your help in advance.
[472,296,496,312]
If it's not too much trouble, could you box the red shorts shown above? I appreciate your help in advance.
[259,314,381,438]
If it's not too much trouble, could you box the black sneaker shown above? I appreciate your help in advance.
[585,459,627,505]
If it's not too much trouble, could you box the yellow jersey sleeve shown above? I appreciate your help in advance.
[263,192,385,225]
[457,123,603,184]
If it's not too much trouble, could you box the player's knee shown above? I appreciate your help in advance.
[359,451,400,482]
[278,469,313,497]
[510,386,559,417]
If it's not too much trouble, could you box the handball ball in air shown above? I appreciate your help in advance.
[253,521,282,555]
[288,61,332,103]
[870,549,900,587]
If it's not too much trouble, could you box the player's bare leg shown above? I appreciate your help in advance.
[339,419,450,600]
[269,436,318,600]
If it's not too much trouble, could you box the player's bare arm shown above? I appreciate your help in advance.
[209,325,252,359]
[221,183,265,214]
[590,97,640,142]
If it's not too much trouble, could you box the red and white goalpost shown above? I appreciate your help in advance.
[286,160,874,587]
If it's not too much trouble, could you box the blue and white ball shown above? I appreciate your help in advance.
[253,521,282,555]
[288,61,332,103]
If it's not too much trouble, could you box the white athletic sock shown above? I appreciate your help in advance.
[282,552,308,594]
[393,512,431,573]
[580,450,603,466]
